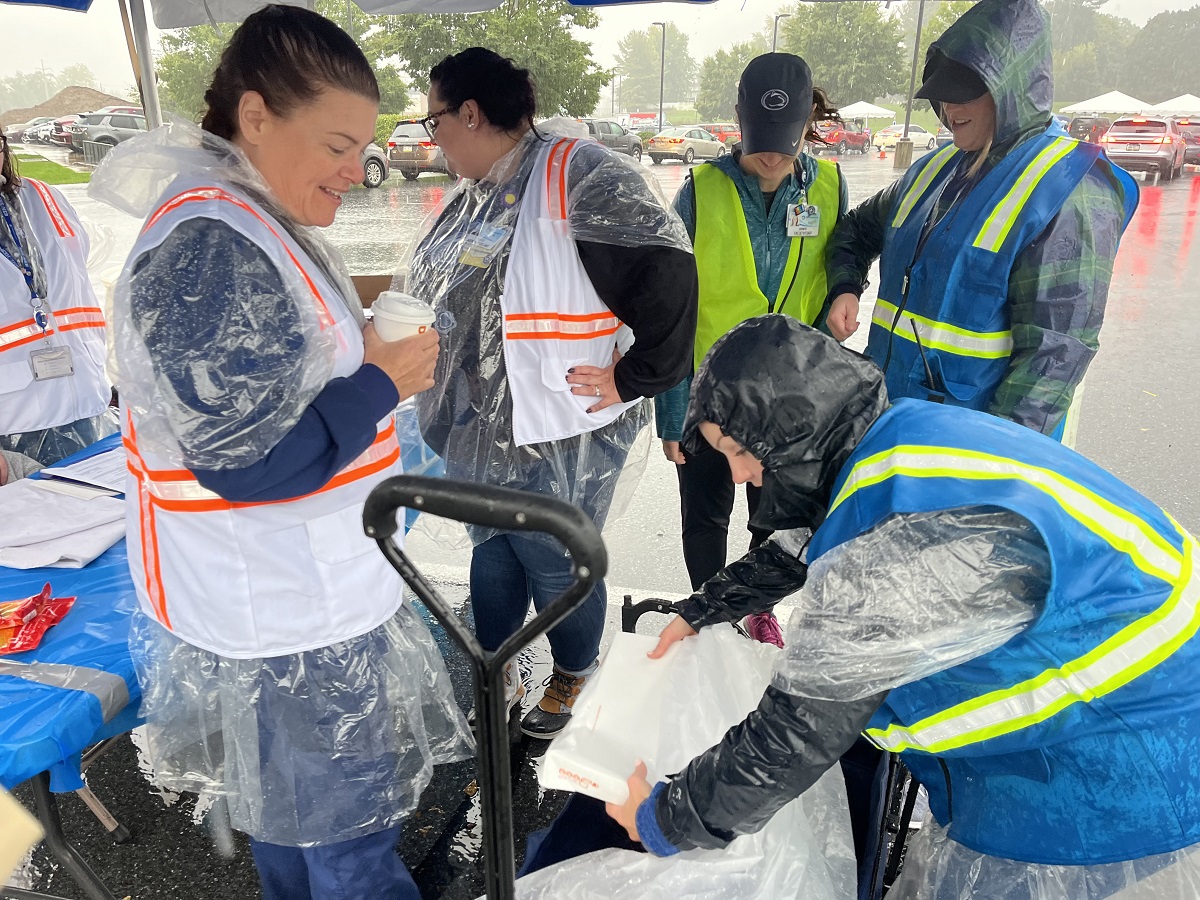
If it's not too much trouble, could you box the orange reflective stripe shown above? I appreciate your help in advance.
[144,187,334,330]
[128,424,399,513]
[0,317,54,352]
[124,415,171,628]
[545,139,576,220]
[52,305,106,333]
[504,310,621,341]
[26,179,74,238]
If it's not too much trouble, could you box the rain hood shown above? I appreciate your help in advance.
[682,316,887,532]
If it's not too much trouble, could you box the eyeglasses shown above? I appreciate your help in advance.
[421,105,461,139]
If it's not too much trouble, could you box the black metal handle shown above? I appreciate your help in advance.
[363,474,607,900]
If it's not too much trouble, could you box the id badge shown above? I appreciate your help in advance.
[786,203,821,238]
[29,345,74,381]
[459,225,513,268]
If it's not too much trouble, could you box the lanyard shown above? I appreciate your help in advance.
[0,197,49,334]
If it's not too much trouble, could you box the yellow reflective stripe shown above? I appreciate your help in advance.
[973,138,1076,252]
[872,298,1013,359]
[828,446,1182,584]
[867,532,1199,754]
[891,143,959,228]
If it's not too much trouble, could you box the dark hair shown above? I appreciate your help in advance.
[201,4,379,140]
[429,48,537,132]
[807,87,841,145]
[0,135,17,198]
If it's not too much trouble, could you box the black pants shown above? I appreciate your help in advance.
[677,442,773,590]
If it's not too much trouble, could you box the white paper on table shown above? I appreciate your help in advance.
[40,446,128,494]
[538,625,780,805]
[0,479,124,551]
[31,478,120,500]
[0,519,125,569]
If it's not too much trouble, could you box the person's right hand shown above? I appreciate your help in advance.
[649,615,698,659]
[363,323,440,402]
[827,293,861,342]
[662,440,686,465]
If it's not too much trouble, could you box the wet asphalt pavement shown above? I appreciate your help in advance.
[10,146,1200,898]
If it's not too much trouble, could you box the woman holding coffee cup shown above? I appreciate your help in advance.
[406,48,698,740]
[90,7,471,898]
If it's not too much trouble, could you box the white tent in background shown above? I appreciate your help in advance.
[1060,91,1151,115]
[839,101,895,120]
[1151,94,1200,116]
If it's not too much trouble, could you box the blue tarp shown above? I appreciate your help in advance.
[0,433,141,793]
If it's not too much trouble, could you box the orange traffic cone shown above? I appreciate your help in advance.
[877,146,887,159]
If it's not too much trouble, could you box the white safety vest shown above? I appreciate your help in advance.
[122,177,405,658]
[502,138,640,447]
[0,179,110,434]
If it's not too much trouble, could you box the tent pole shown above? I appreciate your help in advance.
[116,0,144,104]
[127,0,164,128]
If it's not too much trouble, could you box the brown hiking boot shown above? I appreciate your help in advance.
[520,666,588,740]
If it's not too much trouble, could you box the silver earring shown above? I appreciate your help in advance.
[468,123,475,130]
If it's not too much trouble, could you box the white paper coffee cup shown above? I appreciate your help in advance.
[371,291,436,342]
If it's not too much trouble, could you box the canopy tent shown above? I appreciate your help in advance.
[1151,94,1200,117]
[1059,91,1151,116]
[838,101,894,119]
[3,0,714,129]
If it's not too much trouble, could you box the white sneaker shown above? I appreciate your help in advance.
[467,661,526,726]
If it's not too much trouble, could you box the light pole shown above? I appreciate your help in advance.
[610,73,624,116]
[895,0,927,169]
[772,13,791,53]
[652,22,666,132]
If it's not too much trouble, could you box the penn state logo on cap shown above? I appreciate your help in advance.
[761,89,790,111]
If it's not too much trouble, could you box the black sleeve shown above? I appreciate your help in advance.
[677,539,809,630]
[576,241,698,401]
[656,686,886,850]
[824,180,904,303]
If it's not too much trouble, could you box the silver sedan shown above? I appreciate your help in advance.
[647,127,728,165]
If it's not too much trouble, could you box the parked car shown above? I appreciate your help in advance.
[647,126,727,165]
[626,115,671,134]
[49,115,82,147]
[361,142,389,188]
[6,117,52,142]
[579,118,642,161]
[27,120,56,143]
[872,124,936,151]
[1101,116,1186,180]
[1173,118,1200,165]
[1067,116,1112,144]
[72,112,147,148]
[935,126,955,148]
[812,119,871,155]
[698,122,741,145]
[91,105,143,116]
[387,119,449,180]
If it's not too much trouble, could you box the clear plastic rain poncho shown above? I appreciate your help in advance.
[91,121,474,846]
[404,126,692,545]
[90,118,362,470]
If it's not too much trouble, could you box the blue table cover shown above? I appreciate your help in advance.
[0,433,141,792]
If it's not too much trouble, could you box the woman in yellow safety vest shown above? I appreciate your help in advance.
[654,52,847,646]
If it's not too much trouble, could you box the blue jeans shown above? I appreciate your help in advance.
[470,532,606,673]
[249,826,419,900]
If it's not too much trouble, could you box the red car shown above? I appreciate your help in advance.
[812,119,871,155]
[49,115,82,147]
[699,122,741,145]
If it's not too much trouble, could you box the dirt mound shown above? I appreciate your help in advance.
[1,86,134,127]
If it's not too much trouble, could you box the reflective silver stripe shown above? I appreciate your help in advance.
[872,298,1013,359]
[972,137,1076,252]
[504,316,620,337]
[891,143,959,228]
[0,659,129,723]
[0,322,45,349]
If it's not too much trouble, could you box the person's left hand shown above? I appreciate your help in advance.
[567,348,622,414]
[604,760,653,842]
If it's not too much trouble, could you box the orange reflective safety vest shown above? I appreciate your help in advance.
[122,178,405,658]
[0,179,109,434]
[501,138,641,447]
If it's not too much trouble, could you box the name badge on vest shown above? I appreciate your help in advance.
[786,203,820,238]
[30,346,74,381]
[459,224,512,268]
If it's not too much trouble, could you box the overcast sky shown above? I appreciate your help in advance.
[0,0,1183,101]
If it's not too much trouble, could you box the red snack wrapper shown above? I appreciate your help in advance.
[0,584,77,655]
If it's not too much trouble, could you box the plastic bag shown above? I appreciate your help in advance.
[531,625,856,900]
[0,584,76,655]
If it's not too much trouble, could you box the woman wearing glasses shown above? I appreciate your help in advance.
[0,132,115,465]
[407,47,697,740]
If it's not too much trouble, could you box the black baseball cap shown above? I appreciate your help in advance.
[737,53,814,156]
[915,51,989,104]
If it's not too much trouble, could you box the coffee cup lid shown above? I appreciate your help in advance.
[373,291,433,318]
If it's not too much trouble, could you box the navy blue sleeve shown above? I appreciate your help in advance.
[192,364,398,502]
